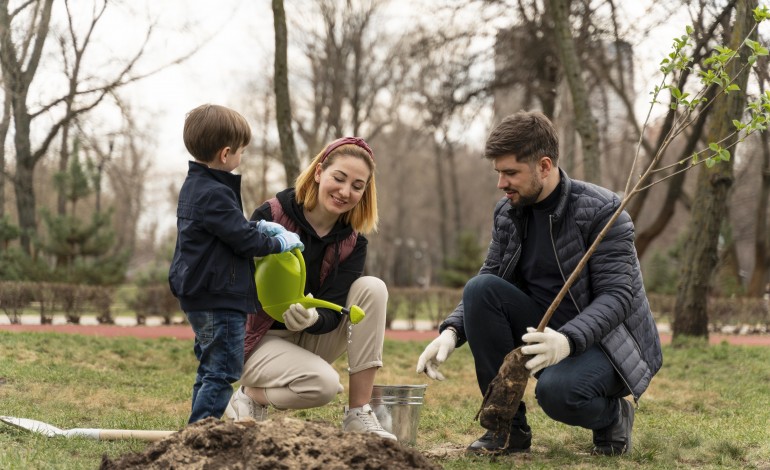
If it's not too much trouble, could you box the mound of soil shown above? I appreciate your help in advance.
[100,417,440,470]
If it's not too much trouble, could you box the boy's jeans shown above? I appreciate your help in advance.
[185,310,246,423]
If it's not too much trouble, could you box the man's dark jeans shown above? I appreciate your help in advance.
[185,310,246,423]
[463,274,629,431]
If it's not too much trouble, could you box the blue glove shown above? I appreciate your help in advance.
[274,231,304,252]
[256,220,287,236]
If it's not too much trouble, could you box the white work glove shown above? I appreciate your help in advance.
[274,231,304,253]
[282,300,319,331]
[256,220,287,236]
[521,327,571,375]
[415,328,457,381]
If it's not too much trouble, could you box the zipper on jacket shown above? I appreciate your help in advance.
[548,215,580,312]
[230,257,236,284]
[501,245,521,280]
[549,214,639,404]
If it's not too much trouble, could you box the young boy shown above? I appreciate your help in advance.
[169,104,304,423]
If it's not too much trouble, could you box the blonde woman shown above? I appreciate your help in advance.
[226,137,395,440]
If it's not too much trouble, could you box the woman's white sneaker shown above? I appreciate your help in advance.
[224,386,268,421]
[342,404,397,441]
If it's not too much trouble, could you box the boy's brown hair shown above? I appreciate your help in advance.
[183,104,252,162]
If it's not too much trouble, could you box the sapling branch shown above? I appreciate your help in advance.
[477,6,770,433]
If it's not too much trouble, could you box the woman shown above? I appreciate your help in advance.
[225,137,395,440]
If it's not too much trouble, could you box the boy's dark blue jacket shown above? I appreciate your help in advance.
[169,161,281,313]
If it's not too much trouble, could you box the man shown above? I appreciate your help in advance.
[416,111,662,456]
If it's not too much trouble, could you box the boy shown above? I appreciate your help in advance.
[169,104,303,423]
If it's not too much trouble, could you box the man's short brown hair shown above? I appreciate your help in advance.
[183,104,251,162]
[485,111,559,165]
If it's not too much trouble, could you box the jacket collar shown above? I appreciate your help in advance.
[188,161,242,192]
[550,168,572,222]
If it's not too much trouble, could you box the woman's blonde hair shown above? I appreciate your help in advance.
[295,141,378,234]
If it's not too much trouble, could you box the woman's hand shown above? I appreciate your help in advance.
[282,303,319,331]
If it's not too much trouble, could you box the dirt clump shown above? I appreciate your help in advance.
[99,417,440,470]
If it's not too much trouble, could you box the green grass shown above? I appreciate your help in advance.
[1,332,768,469]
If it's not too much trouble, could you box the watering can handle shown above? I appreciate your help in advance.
[292,248,306,297]
[289,248,365,324]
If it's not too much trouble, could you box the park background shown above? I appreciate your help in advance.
[1,1,770,468]
[2,0,770,338]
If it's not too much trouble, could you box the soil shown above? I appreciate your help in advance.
[99,417,440,470]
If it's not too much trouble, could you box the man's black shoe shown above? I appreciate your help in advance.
[466,424,532,455]
[592,398,634,456]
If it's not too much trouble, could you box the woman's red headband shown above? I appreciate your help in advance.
[321,137,374,162]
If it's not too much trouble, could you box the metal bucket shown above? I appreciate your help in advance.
[370,384,427,445]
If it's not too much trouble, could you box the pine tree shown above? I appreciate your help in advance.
[37,139,128,285]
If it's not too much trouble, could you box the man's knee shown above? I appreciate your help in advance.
[463,274,499,299]
[534,370,582,421]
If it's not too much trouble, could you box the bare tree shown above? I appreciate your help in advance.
[272,0,300,185]
[746,52,770,296]
[673,0,756,339]
[0,73,10,218]
[81,98,150,257]
[0,0,200,254]
[580,0,739,258]
[404,27,487,265]
[548,0,601,183]
[291,0,401,153]
[0,0,56,252]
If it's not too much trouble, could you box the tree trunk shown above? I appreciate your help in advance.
[673,0,755,340]
[272,0,300,186]
[0,87,10,218]
[0,0,54,253]
[747,65,770,296]
[634,97,713,258]
[432,139,449,269]
[13,156,37,253]
[548,0,601,184]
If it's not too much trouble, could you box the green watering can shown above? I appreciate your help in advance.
[255,248,366,324]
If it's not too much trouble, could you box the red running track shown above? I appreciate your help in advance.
[1,324,770,346]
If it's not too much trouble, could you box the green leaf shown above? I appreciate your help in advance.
[726,84,740,92]
[709,142,720,152]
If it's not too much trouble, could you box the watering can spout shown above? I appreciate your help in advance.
[255,248,365,324]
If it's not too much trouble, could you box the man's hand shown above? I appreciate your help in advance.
[274,231,304,252]
[416,328,457,381]
[257,220,287,236]
[521,327,571,375]
[282,303,319,331]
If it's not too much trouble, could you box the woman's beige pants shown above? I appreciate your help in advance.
[239,276,387,409]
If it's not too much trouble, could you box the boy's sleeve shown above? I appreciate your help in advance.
[250,202,273,222]
[202,189,281,257]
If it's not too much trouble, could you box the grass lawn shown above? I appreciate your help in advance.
[0,331,768,469]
